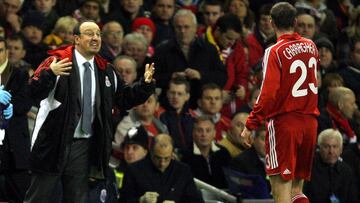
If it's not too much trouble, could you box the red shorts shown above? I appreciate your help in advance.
[265,112,317,181]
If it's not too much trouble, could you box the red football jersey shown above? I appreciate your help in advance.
[246,33,320,130]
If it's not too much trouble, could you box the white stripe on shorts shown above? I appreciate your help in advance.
[268,119,278,169]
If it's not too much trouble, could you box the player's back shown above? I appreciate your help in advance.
[264,33,319,118]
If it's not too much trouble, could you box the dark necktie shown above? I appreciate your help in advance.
[82,61,92,134]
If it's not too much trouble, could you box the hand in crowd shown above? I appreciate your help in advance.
[222,90,232,104]
[0,85,11,106]
[3,103,13,119]
[144,63,155,83]
[50,57,72,76]
[140,192,159,203]
[184,68,201,80]
[240,127,254,149]
[6,13,21,32]
[235,85,246,100]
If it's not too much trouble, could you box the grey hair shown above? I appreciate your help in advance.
[113,55,137,70]
[122,32,148,52]
[318,128,343,147]
[173,9,197,25]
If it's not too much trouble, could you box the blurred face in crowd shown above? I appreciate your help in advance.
[0,26,4,38]
[113,58,137,85]
[34,0,56,15]
[151,142,173,172]
[56,27,74,44]
[6,38,26,65]
[351,41,360,67]
[123,143,147,164]
[134,94,158,120]
[214,28,240,49]
[0,0,22,17]
[295,14,316,39]
[121,0,143,15]
[319,136,342,166]
[193,120,215,149]
[174,14,197,46]
[339,93,357,119]
[103,22,124,49]
[203,4,223,27]
[228,0,247,20]
[152,0,175,22]
[167,82,189,113]
[123,40,147,65]
[319,47,333,69]
[135,25,153,44]
[259,14,273,37]
[22,26,43,45]
[198,88,223,116]
[74,22,101,59]
[81,1,100,21]
[253,129,266,158]
[0,41,7,66]
[229,113,248,143]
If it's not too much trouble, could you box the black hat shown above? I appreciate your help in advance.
[122,126,149,149]
[315,37,334,55]
[21,11,46,30]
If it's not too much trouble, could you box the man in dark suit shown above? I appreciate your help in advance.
[24,20,155,203]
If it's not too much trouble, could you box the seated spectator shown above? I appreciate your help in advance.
[318,73,344,109]
[192,83,231,141]
[197,0,224,36]
[182,116,231,189]
[131,17,156,57]
[318,87,358,144]
[105,0,145,34]
[114,93,168,150]
[73,0,103,28]
[230,125,270,192]
[225,0,254,37]
[246,3,274,69]
[113,55,138,85]
[43,16,78,49]
[294,12,324,41]
[122,32,149,80]
[120,134,204,203]
[342,136,360,198]
[315,37,338,77]
[150,0,176,46]
[33,0,59,36]
[6,34,31,71]
[154,9,227,108]
[0,0,23,36]
[21,11,50,69]
[304,129,359,203]
[338,37,360,107]
[99,21,124,62]
[160,77,194,155]
[237,86,260,113]
[203,13,249,118]
[219,112,248,158]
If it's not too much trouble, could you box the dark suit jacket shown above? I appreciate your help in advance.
[1,65,32,171]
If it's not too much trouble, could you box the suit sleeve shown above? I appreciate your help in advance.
[246,48,281,130]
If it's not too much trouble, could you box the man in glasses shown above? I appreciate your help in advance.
[24,20,155,203]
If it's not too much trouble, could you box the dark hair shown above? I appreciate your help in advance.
[200,83,221,97]
[215,13,242,34]
[0,36,7,49]
[270,2,297,30]
[169,76,191,93]
[72,20,97,36]
[6,34,25,47]
[203,0,224,12]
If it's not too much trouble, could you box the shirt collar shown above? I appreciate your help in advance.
[74,49,95,70]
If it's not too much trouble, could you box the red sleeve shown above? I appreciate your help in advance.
[32,56,56,81]
[246,48,280,130]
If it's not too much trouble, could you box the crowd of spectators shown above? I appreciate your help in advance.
[0,0,360,202]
